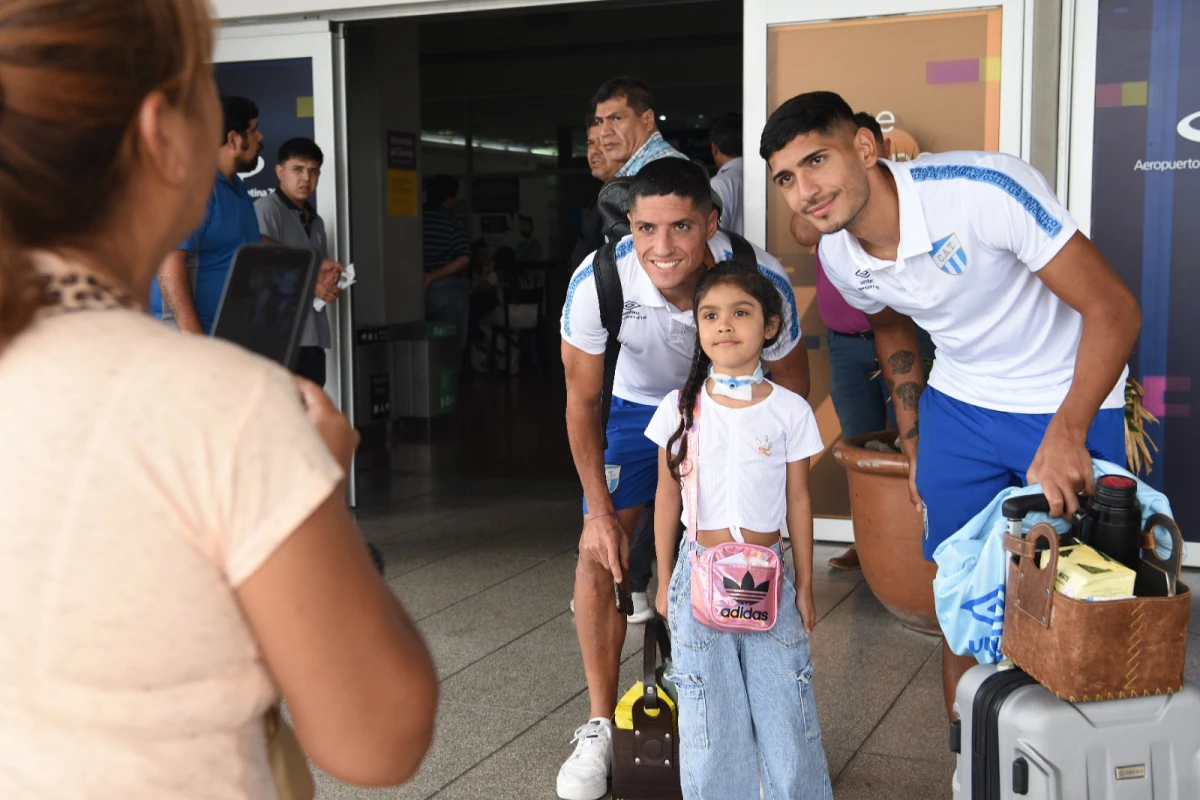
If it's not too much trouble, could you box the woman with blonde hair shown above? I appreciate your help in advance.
[0,1,437,796]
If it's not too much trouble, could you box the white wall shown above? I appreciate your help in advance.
[346,19,424,326]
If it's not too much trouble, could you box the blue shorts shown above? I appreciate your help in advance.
[915,385,1125,561]
[582,396,659,515]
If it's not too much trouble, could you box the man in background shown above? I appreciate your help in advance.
[592,76,687,179]
[583,78,689,626]
[423,174,473,361]
[515,214,543,261]
[570,119,623,271]
[255,137,344,387]
[708,111,744,234]
[152,96,263,334]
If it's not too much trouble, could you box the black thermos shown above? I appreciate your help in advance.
[1078,474,1142,571]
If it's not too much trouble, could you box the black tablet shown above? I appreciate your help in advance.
[210,244,319,369]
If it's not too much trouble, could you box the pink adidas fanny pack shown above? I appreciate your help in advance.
[681,400,783,633]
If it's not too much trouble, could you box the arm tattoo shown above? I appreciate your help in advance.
[160,282,181,315]
[888,350,917,375]
[904,422,919,440]
[895,381,922,411]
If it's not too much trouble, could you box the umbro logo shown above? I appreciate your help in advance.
[622,300,645,321]
[961,586,1005,632]
[723,572,770,606]
[855,269,879,291]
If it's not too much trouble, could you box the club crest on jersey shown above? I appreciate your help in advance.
[931,233,968,276]
[605,464,621,494]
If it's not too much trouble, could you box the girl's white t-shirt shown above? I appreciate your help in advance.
[645,381,823,532]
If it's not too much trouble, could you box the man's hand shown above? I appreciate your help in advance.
[796,585,816,634]
[423,273,435,292]
[315,283,341,304]
[318,258,343,288]
[578,514,629,584]
[1026,419,1095,518]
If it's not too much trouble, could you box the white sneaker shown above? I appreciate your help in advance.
[556,718,612,800]
[627,591,655,624]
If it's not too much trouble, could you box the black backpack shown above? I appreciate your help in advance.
[591,170,758,443]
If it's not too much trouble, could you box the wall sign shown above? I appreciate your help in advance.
[387,130,418,217]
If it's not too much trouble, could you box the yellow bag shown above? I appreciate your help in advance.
[614,680,676,730]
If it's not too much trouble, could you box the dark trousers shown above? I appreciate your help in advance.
[628,499,656,593]
[294,346,327,388]
[826,327,936,438]
[425,274,472,361]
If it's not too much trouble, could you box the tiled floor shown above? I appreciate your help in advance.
[308,470,1200,800]
[320,372,1200,799]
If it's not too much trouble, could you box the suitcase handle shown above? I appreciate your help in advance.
[1012,522,1059,627]
[1001,491,1089,521]
[1002,493,1050,520]
[641,617,671,712]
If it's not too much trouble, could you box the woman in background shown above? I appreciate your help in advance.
[0,1,437,796]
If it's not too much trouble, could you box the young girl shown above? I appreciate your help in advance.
[645,262,832,800]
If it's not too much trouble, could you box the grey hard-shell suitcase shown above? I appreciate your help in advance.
[951,660,1200,799]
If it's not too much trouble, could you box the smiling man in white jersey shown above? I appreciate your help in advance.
[761,91,1140,719]
[556,158,809,800]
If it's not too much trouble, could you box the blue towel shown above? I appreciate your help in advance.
[931,459,1181,664]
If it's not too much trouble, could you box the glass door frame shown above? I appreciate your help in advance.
[215,21,359,501]
[1062,0,1098,234]
[743,0,1031,542]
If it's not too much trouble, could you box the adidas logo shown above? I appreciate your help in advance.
[723,571,770,606]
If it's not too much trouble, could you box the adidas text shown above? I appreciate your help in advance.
[720,606,770,622]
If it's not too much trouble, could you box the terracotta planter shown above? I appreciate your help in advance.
[832,432,940,636]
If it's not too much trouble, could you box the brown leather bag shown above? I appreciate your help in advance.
[611,618,682,800]
[1001,522,1189,702]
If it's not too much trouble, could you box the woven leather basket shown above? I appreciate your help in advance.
[1001,522,1189,702]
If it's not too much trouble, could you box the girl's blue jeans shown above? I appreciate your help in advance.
[666,538,833,800]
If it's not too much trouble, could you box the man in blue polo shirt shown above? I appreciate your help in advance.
[151,96,263,334]
[761,91,1141,717]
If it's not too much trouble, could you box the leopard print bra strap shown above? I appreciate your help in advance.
[36,264,138,317]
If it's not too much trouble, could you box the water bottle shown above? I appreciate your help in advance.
[1077,475,1142,571]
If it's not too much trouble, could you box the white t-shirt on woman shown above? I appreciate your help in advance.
[0,257,344,799]
[645,382,823,532]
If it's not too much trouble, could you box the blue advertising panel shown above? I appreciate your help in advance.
[1090,0,1198,538]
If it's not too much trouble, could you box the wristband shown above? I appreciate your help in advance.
[586,512,617,523]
